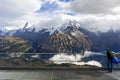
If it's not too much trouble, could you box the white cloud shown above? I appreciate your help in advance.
[0,0,41,18]
[0,0,42,29]
[112,6,120,13]
[21,11,120,32]
[78,15,120,32]
[49,53,102,67]
[1,0,120,33]
[68,0,120,14]
[50,53,83,62]
[27,12,77,30]
[56,0,71,10]
[72,61,102,67]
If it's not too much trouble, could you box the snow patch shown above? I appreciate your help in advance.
[1,26,19,31]
[71,32,77,36]
[31,54,40,58]
[71,31,85,37]
[72,61,102,67]
[60,20,81,31]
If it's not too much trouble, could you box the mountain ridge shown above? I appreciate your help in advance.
[0,20,120,52]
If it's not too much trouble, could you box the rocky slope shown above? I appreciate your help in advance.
[41,22,91,53]
[0,36,32,53]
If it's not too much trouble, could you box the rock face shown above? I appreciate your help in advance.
[41,25,91,53]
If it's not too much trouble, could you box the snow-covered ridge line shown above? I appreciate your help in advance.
[21,20,81,34]
[1,19,119,36]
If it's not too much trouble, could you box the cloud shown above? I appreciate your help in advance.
[38,1,59,12]
[49,52,102,67]
[0,0,41,18]
[68,0,120,14]
[1,0,120,32]
[21,11,120,33]
[72,61,102,67]
[59,0,74,2]
[0,0,42,28]
[78,15,120,32]
[34,12,80,31]
[49,53,83,62]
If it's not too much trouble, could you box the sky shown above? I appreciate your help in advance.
[1,0,120,32]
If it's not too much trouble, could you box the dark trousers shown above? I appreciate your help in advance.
[107,59,113,72]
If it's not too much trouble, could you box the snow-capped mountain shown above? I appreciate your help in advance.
[11,20,91,53]
[0,20,120,52]
[0,26,20,36]
[60,20,81,31]
[40,20,91,53]
[15,20,82,35]
[20,22,35,32]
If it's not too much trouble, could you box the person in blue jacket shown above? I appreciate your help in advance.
[105,48,115,72]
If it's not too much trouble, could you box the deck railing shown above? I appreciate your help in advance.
[0,53,120,69]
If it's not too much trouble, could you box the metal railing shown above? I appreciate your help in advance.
[0,53,120,69]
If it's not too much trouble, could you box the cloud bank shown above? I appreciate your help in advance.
[68,0,120,14]
[0,0,41,18]
[0,0,42,28]
[49,52,102,67]
[1,0,120,32]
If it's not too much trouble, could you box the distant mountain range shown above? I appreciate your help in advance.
[0,20,120,53]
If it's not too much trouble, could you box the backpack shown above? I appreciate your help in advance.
[112,57,120,64]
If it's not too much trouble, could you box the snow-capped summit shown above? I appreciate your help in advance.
[23,22,32,29]
[21,22,36,32]
[60,20,81,31]
[0,26,18,36]
[16,20,82,35]
[1,26,18,32]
